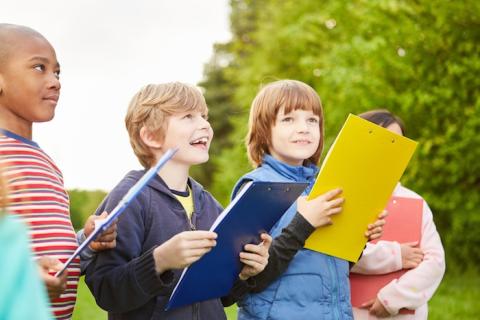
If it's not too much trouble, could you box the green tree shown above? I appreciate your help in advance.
[69,189,107,230]
[202,0,480,268]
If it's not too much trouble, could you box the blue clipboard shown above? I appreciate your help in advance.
[166,181,307,310]
[55,148,178,277]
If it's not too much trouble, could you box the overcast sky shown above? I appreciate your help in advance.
[1,0,231,190]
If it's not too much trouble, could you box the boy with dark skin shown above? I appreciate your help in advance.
[0,23,116,319]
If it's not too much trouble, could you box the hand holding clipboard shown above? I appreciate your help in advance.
[55,148,178,277]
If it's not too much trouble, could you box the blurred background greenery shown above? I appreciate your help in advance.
[71,0,479,318]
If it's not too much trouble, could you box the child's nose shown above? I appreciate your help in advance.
[296,121,309,133]
[47,74,61,91]
[200,117,211,129]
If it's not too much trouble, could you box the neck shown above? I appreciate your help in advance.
[0,107,33,139]
[157,160,190,191]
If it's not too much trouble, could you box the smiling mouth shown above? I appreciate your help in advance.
[190,137,209,147]
[43,96,59,104]
[292,140,311,144]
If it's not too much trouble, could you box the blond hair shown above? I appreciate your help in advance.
[125,82,208,168]
[246,80,324,167]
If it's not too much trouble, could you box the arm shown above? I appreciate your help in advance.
[222,184,339,304]
[78,212,118,274]
[252,212,314,292]
[221,233,272,306]
[351,241,403,274]
[84,188,175,313]
[77,230,96,273]
[377,201,446,315]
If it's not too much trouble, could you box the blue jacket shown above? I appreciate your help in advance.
[232,155,353,320]
[85,170,226,320]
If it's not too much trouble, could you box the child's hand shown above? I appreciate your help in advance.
[401,241,424,269]
[365,210,387,240]
[297,188,343,228]
[83,211,118,251]
[361,297,391,318]
[37,256,68,300]
[153,231,217,274]
[238,233,272,280]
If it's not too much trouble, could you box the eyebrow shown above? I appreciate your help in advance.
[28,56,61,69]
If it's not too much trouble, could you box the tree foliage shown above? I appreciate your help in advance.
[200,0,480,269]
[69,189,107,230]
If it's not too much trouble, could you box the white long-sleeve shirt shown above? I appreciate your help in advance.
[351,184,446,319]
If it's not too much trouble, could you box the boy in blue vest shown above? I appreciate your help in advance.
[85,82,271,319]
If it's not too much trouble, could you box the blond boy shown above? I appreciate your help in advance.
[85,82,271,319]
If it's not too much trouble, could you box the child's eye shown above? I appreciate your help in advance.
[202,114,209,121]
[54,69,61,78]
[33,64,46,72]
[281,117,293,123]
[308,117,319,124]
[183,114,193,119]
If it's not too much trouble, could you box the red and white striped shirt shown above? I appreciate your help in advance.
[0,129,80,320]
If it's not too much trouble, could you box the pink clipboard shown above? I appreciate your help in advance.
[350,196,423,314]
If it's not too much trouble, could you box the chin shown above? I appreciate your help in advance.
[36,111,56,122]
[189,155,209,165]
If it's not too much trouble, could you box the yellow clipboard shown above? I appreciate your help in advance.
[305,114,418,262]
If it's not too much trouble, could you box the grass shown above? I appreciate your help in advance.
[72,277,237,320]
[428,269,480,319]
[73,270,479,320]
[72,278,106,320]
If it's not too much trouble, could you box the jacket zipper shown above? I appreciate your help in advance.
[173,184,200,318]
[329,256,340,319]
[192,301,200,320]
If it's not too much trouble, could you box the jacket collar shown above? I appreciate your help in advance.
[124,170,206,208]
[262,154,319,183]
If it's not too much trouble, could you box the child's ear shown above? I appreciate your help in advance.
[140,126,162,148]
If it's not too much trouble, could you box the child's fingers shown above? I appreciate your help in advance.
[180,230,218,241]
[378,210,388,219]
[101,222,117,235]
[183,247,214,258]
[90,240,117,250]
[96,230,117,242]
[360,299,375,309]
[365,227,383,239]
[183,238,217,250]
[369,219,386,229]
[243,242,267,255]
[42,268,68,299]
[328,197,345,208]
[322,188,343,201]
[260,233,273,249]
[98,211,109,219]
[403,241,419,247]
[412,247,424,254]
[239,258,265,271]
[327,206,342,216]
[239,251,267,264]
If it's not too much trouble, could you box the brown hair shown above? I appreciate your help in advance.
[358,109,406,134]
[246,79,324,167]
[125,82,208,168]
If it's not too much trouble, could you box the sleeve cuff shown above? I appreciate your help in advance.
[377,282,401,316]
[289,212,315,242]
[134,246,175,296]
[392,241,403,270]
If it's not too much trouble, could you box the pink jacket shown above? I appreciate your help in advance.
[351,184,445,319]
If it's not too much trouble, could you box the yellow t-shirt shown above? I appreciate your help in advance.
[172,185,193,219]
